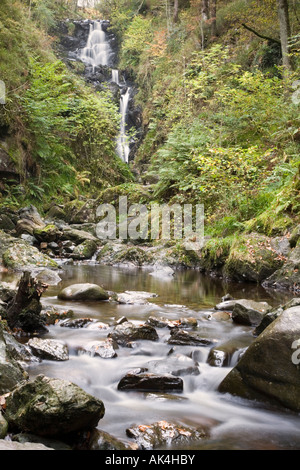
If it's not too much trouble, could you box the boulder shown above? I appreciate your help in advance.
[214,300,237,311]
[167,329,216,346]
[218,307,300,412]
[108,321,159,347]
[126,420,208,450]
[254,298,300,336]
[223,233,285,282]
[58,283,109,301]
[118,370,183,393]
[231,299,272,326]
[16,205,45,236]
[117,291,158,305]
[71,239,98,260]
[2,242,58,270]
[33,224,62,243]
[28,338,69,361]
[60,228,98,245]
[5,374,105,436]
[0,322,28,394]
[262,243,300,294]
[207,335,253,367]
[78,339,117,359]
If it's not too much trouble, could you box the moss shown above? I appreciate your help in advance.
[96,184,152,206]
[114,246,153,266]
[199,236,234,271]
[223,233,285,282]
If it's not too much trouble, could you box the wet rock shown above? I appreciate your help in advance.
[2,329,37,364]
[126,420,208,450]
[0,440,54,450]
[147,316,197,329]
[117,291,158,305]
[58,283,109,301]
[0,282,16,303]
[214,300,237,311]
[207,335,253,367]
[0,322,28,394]
[2,241,58,270]
[60,317,96,328]
[71,239,98,260]
[33,224,62,243]
[118,370,183,392]
[149,265,175,280]
[108,321,159,346]
[5,374,105,436]
[12,433,72,450]
[28,338,69,361]
[41,306,74,326]
[209,311,231,322]
[218,306,300,412]
[167,329,216,347]
[254,298,300,336]
[75,429,136,450]
[262,243,300,294]
[33,269,62,286]
[0,413,8,439]
[79,339,117,359]
[231,299,272,326]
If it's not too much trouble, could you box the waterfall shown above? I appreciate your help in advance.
[80,21,111,69]
[117,87,131,164]
[79,20,132,164]
[111,69,120,85]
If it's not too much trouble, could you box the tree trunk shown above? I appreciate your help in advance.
[7,271,48,333]
[173,0,179,23]
[210,0,217,37]
[201,0,210,21]
[277,0,292,70]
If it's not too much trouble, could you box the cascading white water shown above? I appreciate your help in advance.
[111,69,120,85]
[117,87,131,164]
[80,21,111,69]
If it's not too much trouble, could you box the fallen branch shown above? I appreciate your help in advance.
[241,23,281,45]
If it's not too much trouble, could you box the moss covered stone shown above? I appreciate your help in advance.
[223,233,285,282]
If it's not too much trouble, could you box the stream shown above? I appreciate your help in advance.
[5,263,299,451]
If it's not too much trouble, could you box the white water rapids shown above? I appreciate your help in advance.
[22,264,300,450]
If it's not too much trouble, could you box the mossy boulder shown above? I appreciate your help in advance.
[33,224,62,243]
[58,283,109,301]
[5,374,105,437]
[262,242,300,293]
[223,233,285,282]
[218,306,300,412]
[3,242,58,270]
[71,239,98,260]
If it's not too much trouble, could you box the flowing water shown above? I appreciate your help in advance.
[80,21,112,69]
[116,87,131,164]
[12,263,300,451]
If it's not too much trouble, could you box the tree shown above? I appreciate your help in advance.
[173,0,179,23]
[277,0,292,70]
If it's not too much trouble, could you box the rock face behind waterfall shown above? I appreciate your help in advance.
[219,306,300,412]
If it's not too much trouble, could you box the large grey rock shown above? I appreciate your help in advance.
[167,329,216,346]
[108,321,159,347]
[58,283,109,301]
[231,299,272,326]
[5,374,105,436]
[79,339,117,359]
[218,307,300,412]
[16,205,45,236]
[0,323,28,394]
[28,338,69,361]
